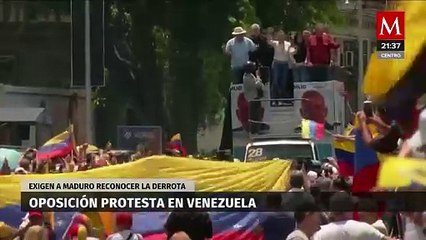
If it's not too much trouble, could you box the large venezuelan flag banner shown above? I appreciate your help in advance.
[378,156,426,188]
[333,138,354,177]
[0,156,292,239]
[36,125,75,160]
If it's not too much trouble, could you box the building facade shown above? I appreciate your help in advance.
[332,0,387,110]
[0,1,87,147]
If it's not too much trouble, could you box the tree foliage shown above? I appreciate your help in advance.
[97,0,344,152]
[252,0,344,30]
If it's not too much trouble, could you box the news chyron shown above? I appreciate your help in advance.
[20,179,258,212]
[376,11,405,60]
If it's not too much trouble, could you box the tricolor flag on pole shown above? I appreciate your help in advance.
[36,125,75,161]
[301,119,325,140]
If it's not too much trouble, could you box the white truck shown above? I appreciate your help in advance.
[243,138,324,169]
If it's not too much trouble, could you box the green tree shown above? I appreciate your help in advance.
[252,0,344,30]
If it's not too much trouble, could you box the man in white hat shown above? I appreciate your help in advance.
[225,26,257,84]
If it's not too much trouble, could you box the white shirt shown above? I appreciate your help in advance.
[242,73,260,101]
[404,216,426,240]
[408,108,426,158]
[270,40,295,62]
[408,130,426,158]
[107,230,143,240]
[371,219,388,235]
[286,229,309,240]
[19,213,30,230]
[312,220,385,240]
[225,37,256,68]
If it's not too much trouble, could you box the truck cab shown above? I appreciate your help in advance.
[243,138,323,168]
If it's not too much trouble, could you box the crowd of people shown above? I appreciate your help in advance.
[224,23,340,105]
[0,139,187,176]
[1,105,426,239]
[0,210,210,240]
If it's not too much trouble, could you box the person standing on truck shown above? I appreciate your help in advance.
[242,61,269,134]
[225,27,257,84]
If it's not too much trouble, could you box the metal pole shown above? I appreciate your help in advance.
[84,0,92,143]
[357,0,364,109]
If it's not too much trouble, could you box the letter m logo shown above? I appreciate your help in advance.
[376,11,405,40]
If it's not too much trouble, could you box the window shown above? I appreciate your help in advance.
[345,51,354,67]
[0,55,17,84]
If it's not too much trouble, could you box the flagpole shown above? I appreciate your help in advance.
[84,0,93,143]
[357,0,364,109]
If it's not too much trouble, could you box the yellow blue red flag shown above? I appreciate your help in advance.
[333,138,355,177]
[301,119,325,140]
[36,125,75,160]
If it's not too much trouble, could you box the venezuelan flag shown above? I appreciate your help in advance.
[168,133,187,156]
[333,138,354,177]
[0,156,293,239]
[301,119,325,140]
[353,128,381,192]
[63,212,269,240]
[139,211,279,240]
[36,125,75,160]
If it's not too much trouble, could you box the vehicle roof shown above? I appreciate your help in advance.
[247,138,313,146]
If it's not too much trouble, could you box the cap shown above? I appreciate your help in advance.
[116,212,133,228]
[329,191,358,212]
[28,211,43,218]
[14,167,28,174]
[67,224,87,238]
[72,213,91,229]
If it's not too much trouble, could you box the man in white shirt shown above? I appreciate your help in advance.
[225,27,257,84]
[313,192,394,240]
[269,30,295,106]
[403,212,426,240]
[286,193,321,240]
[358,198,389,235]
[399,106,426,159]
[107,213,143,240]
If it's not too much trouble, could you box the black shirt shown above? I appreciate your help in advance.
[293,41,308,63]
[261,212,295,240]
[249,35,274,67]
